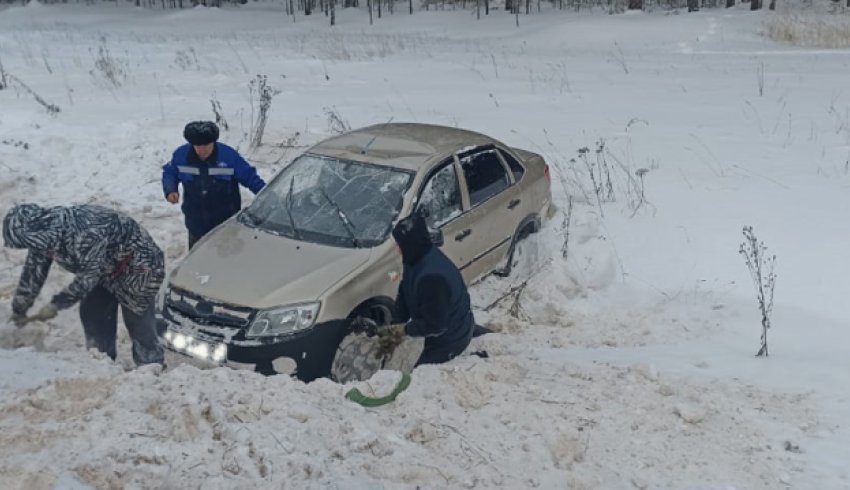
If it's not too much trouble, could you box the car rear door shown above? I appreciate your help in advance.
[455,146,523,282]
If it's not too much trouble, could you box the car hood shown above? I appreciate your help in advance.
[169,220,371,309]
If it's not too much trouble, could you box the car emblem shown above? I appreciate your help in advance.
[195,273,210,284]
[195,301,214,317]
[388,271,400,282]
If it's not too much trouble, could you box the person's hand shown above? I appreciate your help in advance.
[166,192,180,204]
[9,313,29,328]
[376,324,406,359]
[30,303,58,322]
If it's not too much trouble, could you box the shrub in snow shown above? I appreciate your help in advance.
[739,225,777,357]
[90,38,127,88]
[572,140,614,216]
[561,195,573,259]
[173,48,199,71]
[210,93,230,131]
[6,74,60,115]
[764,14,850,48]
[324,105,351,135]
[0,54,7,90]
[248,74,281,149]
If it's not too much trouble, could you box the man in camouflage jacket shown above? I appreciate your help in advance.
[3,203,165,366]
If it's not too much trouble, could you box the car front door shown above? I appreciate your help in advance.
[415,159,480,281]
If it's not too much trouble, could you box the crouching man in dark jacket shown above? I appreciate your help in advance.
[3,204,165,366]
[382,212,475,365]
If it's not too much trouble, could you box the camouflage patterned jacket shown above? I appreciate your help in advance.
[3,204,165,315]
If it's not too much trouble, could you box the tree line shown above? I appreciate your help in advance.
[1,0,847,25]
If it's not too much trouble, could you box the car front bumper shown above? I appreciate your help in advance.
[158,313,347,382]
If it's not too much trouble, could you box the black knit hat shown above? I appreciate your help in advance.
[392,212,432,265]
[183,121,219,146]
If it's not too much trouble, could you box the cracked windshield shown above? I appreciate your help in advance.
[240,154,414,247]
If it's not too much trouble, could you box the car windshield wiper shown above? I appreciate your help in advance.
[241,209,261,227]
[285,176,302,240]
[318,185,360,248]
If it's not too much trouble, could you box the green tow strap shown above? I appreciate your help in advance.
[345,373,412,407]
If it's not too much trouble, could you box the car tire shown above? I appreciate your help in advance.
[349,297,395,327]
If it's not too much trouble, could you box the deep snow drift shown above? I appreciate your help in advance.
[1,3,849,489]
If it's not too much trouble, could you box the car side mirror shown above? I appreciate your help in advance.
[429,228,444,247]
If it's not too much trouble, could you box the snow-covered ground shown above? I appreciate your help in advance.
[1,2,849,489]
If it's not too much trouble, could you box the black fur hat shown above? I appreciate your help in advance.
[183,121,219,146]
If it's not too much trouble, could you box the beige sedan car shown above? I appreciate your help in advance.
[158,123,552,380]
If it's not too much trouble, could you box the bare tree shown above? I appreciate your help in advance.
[515,0,520,27]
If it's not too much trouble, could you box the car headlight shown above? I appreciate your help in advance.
[246,302,320,338]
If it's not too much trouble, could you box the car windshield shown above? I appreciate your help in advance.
[239,153,414,248]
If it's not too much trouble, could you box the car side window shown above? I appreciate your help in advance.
[418,162,462,228]
[499,149,525,182]
[461,150,510,207]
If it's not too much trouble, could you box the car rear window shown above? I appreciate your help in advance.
[499,149,525,182]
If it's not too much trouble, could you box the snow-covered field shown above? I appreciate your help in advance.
[1,2,849,489]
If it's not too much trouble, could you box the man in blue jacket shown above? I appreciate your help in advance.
[380,212,475,365]
[162,121,266,248]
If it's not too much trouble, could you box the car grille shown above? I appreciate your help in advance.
[165,288,255,339]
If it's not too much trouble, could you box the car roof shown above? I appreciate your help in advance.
[307,122,499,172]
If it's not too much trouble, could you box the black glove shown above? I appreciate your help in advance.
[376,324,406,359]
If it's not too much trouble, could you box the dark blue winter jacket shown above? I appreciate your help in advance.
[395,246,474,360]
[162,143,266,238]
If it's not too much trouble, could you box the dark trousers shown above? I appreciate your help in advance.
[79,286,165,366]
[416,324,474,366]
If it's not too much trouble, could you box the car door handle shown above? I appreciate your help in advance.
[508,198,521,210]
[454,229,471,242]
